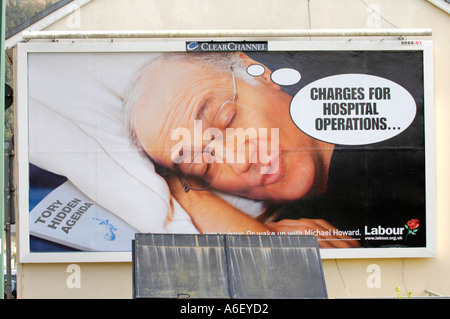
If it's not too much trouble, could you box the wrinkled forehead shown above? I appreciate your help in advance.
[133,59,232,168]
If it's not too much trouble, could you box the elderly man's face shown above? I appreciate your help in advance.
[134,55,332,202]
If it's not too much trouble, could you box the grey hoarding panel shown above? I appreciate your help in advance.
[133,234,327,299]
[226,235,327,299]
[133,233,230,299]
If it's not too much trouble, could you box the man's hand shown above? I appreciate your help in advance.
[163,173,275,234]
[268,218,360,248]
[165,175,360,248]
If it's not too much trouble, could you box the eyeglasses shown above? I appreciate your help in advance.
[180,68,248,192]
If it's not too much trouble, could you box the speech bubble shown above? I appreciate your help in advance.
[290,74,417,145]
[247,64,266,77]
[271,68,301,86]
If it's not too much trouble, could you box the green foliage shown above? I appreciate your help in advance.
[6,0,59,33]
[395,286,413,299]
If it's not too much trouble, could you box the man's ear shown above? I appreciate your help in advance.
[236,52,280,90]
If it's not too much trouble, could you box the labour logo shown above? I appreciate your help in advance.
[404,219,419,242]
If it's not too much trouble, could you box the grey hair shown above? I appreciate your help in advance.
[123,52,259,152]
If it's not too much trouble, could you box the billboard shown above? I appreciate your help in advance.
[16,40,435,262]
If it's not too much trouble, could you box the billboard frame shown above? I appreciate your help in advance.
[16,39,435,263]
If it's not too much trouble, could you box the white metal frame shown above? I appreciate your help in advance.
[21,28,432,40]
[426,0,450,14]
[16,38,435,263]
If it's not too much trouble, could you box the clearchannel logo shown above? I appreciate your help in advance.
[186,42,199,51]
[186,41,268,52]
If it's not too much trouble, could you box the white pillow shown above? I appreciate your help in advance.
[28,52,265,234]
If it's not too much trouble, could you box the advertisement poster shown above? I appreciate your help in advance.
[17,40,435,262]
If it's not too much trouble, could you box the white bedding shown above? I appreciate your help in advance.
[28,52,265,234]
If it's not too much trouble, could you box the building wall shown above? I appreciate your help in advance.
[16,0,450,298]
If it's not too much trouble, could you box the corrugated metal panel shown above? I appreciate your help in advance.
[133,233,327,299]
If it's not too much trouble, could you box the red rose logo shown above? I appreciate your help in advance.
[407,219,419,230]
[405,219,419,242]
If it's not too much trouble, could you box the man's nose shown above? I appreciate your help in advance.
[226,139,258,174]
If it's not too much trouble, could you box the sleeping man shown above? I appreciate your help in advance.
[124,52,360,248]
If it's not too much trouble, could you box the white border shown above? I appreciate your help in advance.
[16,39,435,263]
